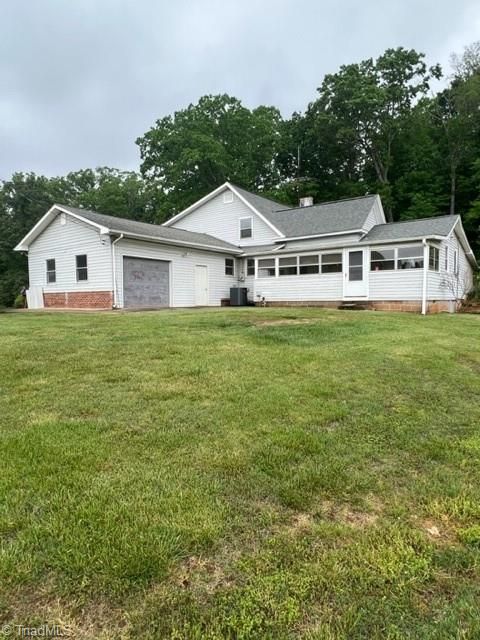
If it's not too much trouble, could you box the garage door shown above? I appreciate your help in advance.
[123,257,170,308]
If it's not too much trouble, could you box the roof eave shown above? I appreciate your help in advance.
[110,229,242,254]
[275,229,365,242]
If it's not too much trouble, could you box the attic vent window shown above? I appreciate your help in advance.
[60,213,66,225]
[223,191,234,204]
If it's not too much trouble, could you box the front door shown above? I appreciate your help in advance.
[194,265,209,306]
[344,249,367,298]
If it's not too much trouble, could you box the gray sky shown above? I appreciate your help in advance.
[1,0,479,180]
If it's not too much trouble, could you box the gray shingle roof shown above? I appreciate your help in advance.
[232,186,377,237]
[57,204,241,252]
[361,215,458,243]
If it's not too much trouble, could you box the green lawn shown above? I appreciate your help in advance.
[1,308,480,639]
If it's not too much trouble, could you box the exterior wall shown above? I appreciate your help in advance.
[427,232,474,301]
[114,237,236,307]
[27,213,113,294]
[169,189,280,247]
[369,269,424,300]
[254,273,343,303]
[44,291,113,308]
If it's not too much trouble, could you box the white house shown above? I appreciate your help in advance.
[15,182,476,313]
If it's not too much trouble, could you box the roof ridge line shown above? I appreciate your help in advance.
[275,193,377,213]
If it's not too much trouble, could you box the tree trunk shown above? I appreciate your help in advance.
[449,167,456,216]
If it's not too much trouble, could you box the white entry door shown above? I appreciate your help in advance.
[344,249,368,298]
[194,265,209,306]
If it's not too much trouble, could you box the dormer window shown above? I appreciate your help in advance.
[223,191,234,204]
[239,217,253,239]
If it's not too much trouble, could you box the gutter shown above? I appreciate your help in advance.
[422,238,428,316]
[109,229,242,255]
[111,234,124,308]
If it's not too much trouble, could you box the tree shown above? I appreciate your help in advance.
[136,94,285,216]
[308,48,441,220]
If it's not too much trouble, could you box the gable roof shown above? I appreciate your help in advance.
[14,204,242,254]
[361,215,459,243]
[164,182,381,240]
[266,195,379,239]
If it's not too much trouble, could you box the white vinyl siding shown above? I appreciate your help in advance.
[170,189,280,246]
[114,238,235,308]
[27,213,113,292]
[427,233,474,301]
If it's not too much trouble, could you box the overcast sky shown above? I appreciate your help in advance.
[1,0,479,180]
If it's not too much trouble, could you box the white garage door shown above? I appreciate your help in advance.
[123,257,170,308]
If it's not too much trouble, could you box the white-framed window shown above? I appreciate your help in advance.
[46,258,56,283]
[370,249,395,271]
[246,258,255,276]
[299,255,319,275]
[429,245,439,271]
[257,258,276,278]
[321,253,342,273]
[454,250,458,275]
[225,258,235,276]
[239,217,253,239]
[279,256,298,276]
[76,254,88,281]
[397,245,424,269]
[223,191,234,204]
[445,246,449,271]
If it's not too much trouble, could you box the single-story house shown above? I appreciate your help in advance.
[15,182,476,313]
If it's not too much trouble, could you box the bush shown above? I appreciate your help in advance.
[13,294,26,309]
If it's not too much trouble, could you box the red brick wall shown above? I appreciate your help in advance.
[256,300,452,314]
[43,291,113,309]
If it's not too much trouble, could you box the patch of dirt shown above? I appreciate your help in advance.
[319,499,380,528]
[172,554,236,594]
[419,518,458,546]
[253,319,315,327]
[1,583,130,639]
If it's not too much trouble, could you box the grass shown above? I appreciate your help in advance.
[0,307,480,639]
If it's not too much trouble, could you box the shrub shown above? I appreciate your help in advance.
[13,294,26,309]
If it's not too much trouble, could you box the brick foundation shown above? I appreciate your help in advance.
[255,299,453,314]
[43,291,113,309]
[255,300,341,309]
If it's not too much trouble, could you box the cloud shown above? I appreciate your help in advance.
[1,0,479,178]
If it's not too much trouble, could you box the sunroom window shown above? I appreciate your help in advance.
[279,257,298,276]
[370,249,395,271]
[299,255,319,275]
[429,246,439,271]
[321,253,342,273]
[257,258,276,278]
[397,245,423,269]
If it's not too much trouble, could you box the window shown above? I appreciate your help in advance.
[429,246,439,271]
[257,258,276,277]
[445,246,449,271]
[321,253,342,273]
[223,191,234,204]
[397,245,423,269]
[225,258,235,276]
[239,217,253,239]
[246,258,255,276]
[454,250,458,275]
[46,258,56,283]
[279,256,298,276]
[299,255,319,275]
[76,254,88,281]
[371,249,395,271]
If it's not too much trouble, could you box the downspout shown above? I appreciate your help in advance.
[111,234,124,309]
[421,238,428,315]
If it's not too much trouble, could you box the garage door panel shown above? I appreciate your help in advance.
[123,257,170,308]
